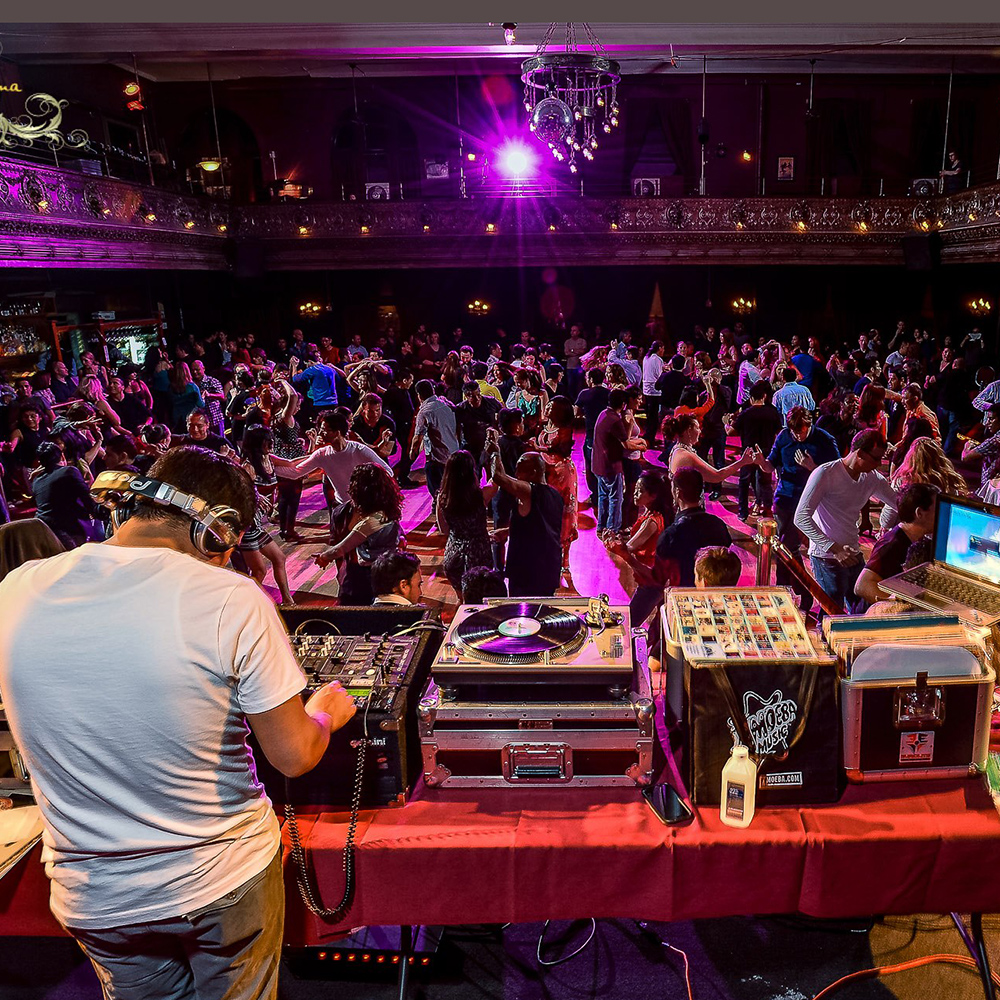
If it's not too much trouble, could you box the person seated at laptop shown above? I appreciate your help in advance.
[371,550,423,605]
[854,483,937,606]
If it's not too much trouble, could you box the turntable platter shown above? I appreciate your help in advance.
[453,603,586,663]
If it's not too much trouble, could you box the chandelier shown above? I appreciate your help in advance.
[521,23,620,174]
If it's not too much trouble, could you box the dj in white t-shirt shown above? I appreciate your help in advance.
[0,446,356,999]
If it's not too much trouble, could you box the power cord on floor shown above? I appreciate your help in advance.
[812,953,1000,999]
[634,921,694,1000]
[536,918,597,967]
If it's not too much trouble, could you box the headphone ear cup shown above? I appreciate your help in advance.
[109,502,134,534]
[190,520,231,557]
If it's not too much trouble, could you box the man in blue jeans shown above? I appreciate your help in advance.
[794,428,897,614]
[592,389,646,536]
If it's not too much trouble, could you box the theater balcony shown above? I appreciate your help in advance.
[3,154,1000,272]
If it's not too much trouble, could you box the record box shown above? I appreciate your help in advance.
[662,588,843,807]
[431,596,633,700]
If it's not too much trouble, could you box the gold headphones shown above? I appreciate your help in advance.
[90,471,244,556]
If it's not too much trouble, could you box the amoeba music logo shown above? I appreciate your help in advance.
[743,688,798,756]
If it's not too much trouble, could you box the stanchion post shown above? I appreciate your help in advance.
[755,518,777,586]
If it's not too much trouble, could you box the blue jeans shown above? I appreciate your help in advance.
[811,554,865,615]
[596,472,624,531]
[940,409,961,455]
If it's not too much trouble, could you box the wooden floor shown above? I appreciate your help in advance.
[265,431,763,616]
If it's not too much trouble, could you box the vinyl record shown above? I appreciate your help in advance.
[454,602,587,662]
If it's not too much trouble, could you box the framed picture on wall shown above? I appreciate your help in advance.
[777,156,794,181]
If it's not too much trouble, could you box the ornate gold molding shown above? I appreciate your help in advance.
[0,152,998,270]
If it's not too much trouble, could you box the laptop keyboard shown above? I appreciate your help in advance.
[899,566,1000,615]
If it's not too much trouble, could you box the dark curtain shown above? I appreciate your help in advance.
[658,99,695,190]
[624,97,694,192]
[818,99,870,177]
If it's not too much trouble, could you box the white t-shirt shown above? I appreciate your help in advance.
[641,353,664,395]
[0,543,306,929]
[294,440,392,503]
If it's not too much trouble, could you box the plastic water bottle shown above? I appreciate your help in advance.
[720,744,757,828]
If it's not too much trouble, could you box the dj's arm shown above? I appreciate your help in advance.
[248,685,355,777]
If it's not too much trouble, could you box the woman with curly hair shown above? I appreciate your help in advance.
[660,412,750,483]
[891,436,968,496]
[238,423,292,605]
[534,396,579,573]
[437,449,496,594]
[316,462,403,605]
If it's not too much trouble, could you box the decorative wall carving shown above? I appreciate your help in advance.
[1,153,999,270]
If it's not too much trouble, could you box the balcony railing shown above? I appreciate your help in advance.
[1,154,998,270]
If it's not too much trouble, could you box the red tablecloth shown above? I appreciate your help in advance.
[282,777,1000,946]
[5,779,999,943]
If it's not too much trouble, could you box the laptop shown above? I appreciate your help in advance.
[879,493,1000,627]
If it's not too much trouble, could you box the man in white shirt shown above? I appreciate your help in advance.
[736,345,763,405]
[794,428,897,613]
[271,409,392,523]
[0,446,356,1000]
[641,340,665,443]
[371,550,423,605]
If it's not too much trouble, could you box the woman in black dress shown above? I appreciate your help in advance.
[437,450,497,596]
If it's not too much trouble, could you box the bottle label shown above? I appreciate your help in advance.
[725,781,745,820]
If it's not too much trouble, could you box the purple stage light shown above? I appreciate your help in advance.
[496,141,536,178]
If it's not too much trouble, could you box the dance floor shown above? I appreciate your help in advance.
[270,433,762,613]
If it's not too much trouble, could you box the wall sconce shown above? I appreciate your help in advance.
[297,225,309,235]
[485,222,497,234]
[360,225,370,234]
[183,219,196,229]
[217,223,227,233]
[741,150,752,162]
[35,198,48,211]
[197,157,221,172]
[732,296,756,315]
[298,302,322,317]
[969,298,992,317]
[467,299,491,316]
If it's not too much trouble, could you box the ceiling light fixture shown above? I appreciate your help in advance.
[522,23,620,173]
[502,22,517,46]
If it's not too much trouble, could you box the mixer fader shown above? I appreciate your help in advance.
[290,633,422,711]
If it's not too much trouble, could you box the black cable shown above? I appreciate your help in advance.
[284,737,367,923]
[536,918,597,967]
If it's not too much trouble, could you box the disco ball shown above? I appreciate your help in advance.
[531,97,574,146]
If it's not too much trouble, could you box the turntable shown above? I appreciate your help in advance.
[432,597,633,699]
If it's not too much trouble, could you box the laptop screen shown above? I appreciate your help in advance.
[934,495,1000,586]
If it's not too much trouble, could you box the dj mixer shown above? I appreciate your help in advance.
[290,633,422,711]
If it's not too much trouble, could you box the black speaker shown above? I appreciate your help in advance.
[223,238,266,278]
[901,233,941,271]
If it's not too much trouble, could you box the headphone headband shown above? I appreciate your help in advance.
[90,471,244,555]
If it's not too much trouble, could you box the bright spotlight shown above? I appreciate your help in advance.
[497,141,536,178]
